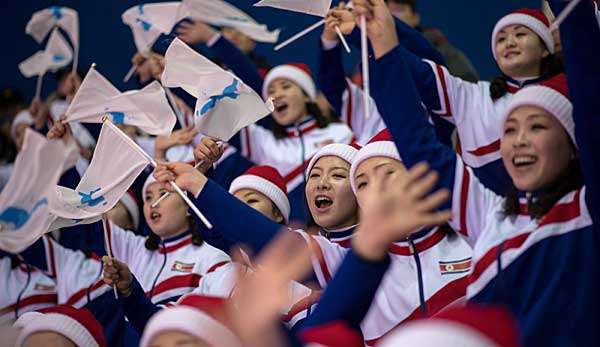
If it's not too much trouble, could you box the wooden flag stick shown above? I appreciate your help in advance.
[275,19,325,51]
[35,72,44,100]
[335,26,351,53]
[123,64,137,83]
[101,215,119,299]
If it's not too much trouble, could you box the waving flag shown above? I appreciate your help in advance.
[253,0,331,17]
[0,130,70,252]
[122,2,188,53]
[26,6,79,71]
[161,38,273,140]
[183,0,280,43]
[65,68,176,135]
[19,28,73,78]
[48,121,152,231]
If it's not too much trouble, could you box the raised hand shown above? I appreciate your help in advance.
[324,1,356,38]
[46,115,73,143]
[176,20,219,45]
[227,231,313,347]
[352,0,399,58]
[154,126,199,160]
[353,162,452,261]
[153,161,208,197]
[102,256,133,296]
[193,136,224,172]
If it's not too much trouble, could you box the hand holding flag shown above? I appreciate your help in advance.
[253,0,350,52]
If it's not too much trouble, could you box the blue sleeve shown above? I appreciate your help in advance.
[317,42,346,116]
[120,275,160,334]
[207,145,254,190]
[84,290,132,347]
[201,36,264,95]
[58,167,80,190]
[302,249,390,331]
[557,0,600,221]
[348,19,444,114]
[191,180,289,254]
[370,45,457,202]
[347,17,445,65]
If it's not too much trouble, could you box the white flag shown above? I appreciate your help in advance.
[65,69,176,135]
[19,28,73,78]
[0,130,69,252]
[183,0,280,43]
[122,2,189,53]
[253,0,332,17]
[26,6,79,51]
[48,121,151,230]
[161,38,274,141]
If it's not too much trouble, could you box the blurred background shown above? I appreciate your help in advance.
[2,0,538,100]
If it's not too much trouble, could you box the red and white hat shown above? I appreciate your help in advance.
[501,74,574,146]
[120,189,141,229]
[299,321,364,347]
[492,8,554,60]
[142,174,159,202]
[378,305,519,347]
[262,63,316,101]
[305,143,359,177]
[140,294,241,347]
[349,129,401,193]
[229,166,291,223]
[14,306,106,347]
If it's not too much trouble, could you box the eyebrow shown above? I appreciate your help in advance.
[330,166,349,172]
[243,191,258,198]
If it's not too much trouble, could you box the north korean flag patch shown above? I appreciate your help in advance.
[171,261,195,273]
[439,258,471,275]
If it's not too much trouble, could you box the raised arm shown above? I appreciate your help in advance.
[557,0,600,221]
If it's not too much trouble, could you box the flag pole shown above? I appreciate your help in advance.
[335,26,351,53]
[360,15,370,119]
[103,119,213,229]
[35,72,45,100]
[123,64,137,83]
[275,19,325,51]
[151,142,224,208]
[101,214,119,299]
[163,86,187,127]
[550,0,583,30]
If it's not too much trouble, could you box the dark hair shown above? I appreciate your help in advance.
[144,216,203,250]
[272,101,335,139]
[490,48,564,101]
[271,203,286,226]
[503,157,582,219]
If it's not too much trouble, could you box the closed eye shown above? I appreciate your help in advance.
[357,182,367,190]
[504,127,516,135]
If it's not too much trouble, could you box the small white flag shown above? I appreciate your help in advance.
[65,68,176,136]
[26,6,79,51]
[0,130,69,252]
[161,38,274,141]
[122,2,189,53]
[48,121,152,230]
[253,0,332,17]
[19,28,73,78]
[183,0,280,43]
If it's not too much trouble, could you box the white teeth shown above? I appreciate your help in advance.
[514,156,536,165]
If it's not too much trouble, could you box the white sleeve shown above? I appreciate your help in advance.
[240,124,272,164]
[106,221,146,265]
[194,262,239,297]
[423,60,492,127]
[341,81,386,146]
[295,231,347,289]
[448,156,504,247]
[281,280,320,329]
[42,237,109,307]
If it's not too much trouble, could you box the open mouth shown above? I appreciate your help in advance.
[150,211,161,222]
[504,51,521,59]
[314,195,333,211]
[512,155,537,168]
[274,102,289,114]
